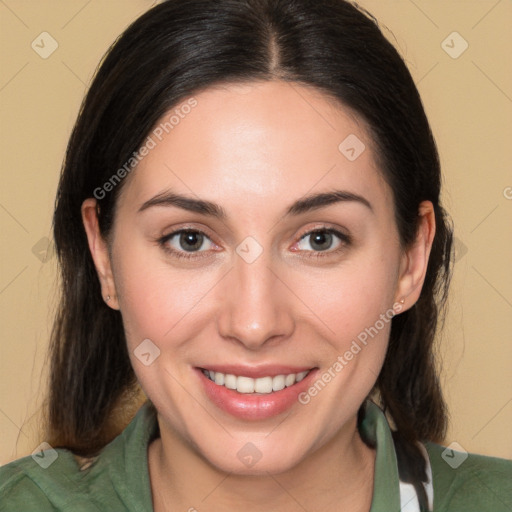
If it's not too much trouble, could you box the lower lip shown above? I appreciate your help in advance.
[195,368,318,421]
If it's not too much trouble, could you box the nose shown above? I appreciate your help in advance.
[217,248,295,351]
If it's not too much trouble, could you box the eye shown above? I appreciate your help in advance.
[158,229,215,259]
[158,226,351,261]
[294,228,350,256]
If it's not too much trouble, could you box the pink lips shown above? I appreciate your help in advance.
[195,366,318,421]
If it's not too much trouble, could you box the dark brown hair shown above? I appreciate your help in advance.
[47,0,453,489]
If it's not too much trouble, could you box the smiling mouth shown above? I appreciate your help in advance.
[199,368,314,394]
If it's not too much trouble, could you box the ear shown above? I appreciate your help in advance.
[394,200,436,312]
[81,198,120,310]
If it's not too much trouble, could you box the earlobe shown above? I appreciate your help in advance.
[81,198,120,310]
[394,201,436,311]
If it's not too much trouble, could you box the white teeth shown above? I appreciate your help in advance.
[254,376,273,394]
[236,376,254,393]
[296,371,308,382]
[224,374,237,390]
[202,369,311,394]
[272,375,286,391]
[285,374,296,387]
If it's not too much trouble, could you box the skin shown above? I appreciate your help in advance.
[82,80,435,512]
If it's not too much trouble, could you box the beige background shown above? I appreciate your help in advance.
[0,0,511,465]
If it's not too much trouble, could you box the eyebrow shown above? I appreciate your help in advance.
[137,189,373,218]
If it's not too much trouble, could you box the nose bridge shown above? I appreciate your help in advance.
[217,243,293,349]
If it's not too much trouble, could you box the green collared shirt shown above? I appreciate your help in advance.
[1,401,511,511]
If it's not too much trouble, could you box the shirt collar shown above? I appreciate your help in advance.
[103,402,158,511]
[359,400,402,511]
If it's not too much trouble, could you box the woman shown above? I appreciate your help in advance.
[1,0,510,510]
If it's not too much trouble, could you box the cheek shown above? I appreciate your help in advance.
[112,243,218,349]
[291,254,399,344]
[290,268,394,451]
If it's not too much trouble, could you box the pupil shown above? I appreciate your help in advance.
[311,231,332,251]
[180,231,202,251]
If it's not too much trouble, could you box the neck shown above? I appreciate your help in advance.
[148,415,375,512]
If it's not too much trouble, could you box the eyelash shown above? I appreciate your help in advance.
[157,227,351,261]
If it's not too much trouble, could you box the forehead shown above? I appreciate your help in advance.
[117,80,392,215]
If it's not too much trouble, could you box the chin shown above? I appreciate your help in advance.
[200,443,303,476]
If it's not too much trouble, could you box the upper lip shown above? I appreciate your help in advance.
[197,365,316,379]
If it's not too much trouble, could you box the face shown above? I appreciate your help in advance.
[84,80,424,475]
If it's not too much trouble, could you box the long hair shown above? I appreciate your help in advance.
[48,0,453,471]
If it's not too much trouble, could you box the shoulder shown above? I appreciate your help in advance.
[0,449,110,511]
[0,456,56,510]
[425,442,512,512]
[0,402,157,511]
